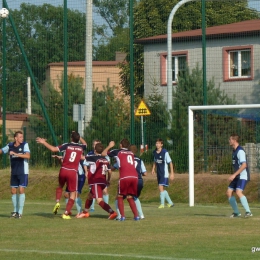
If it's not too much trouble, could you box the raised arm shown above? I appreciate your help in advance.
[101,141,115,156]
[36,137,59,153]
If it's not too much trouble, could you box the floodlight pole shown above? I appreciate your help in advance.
[167,0,194,111]
[84,0,93,130]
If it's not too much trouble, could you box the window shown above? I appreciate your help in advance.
[223,46,253,81]
[160,51,188,86]
[172,55,187,81]
[230,50,251,77]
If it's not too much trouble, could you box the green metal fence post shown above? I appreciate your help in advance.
[2,0,7,167]
[202,0,208,172]
[129,0,135,143]
[63,0,68,142]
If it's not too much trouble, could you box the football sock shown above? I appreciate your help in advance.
[85,199,93,209]
[103,194,109,204]
[75,197,82,214]
[134,198,144,217]
[117,196,125,217]
[56,187,63,201]
[127,197,138,218]
[240,195,251,212]
[164,190,173,205]
[98,200,112,213]
[160,191,165,205]
[229,196,239,214]
[90,199,96,210]
[115,200,121,218]
[11,194,18,212]
[65,198,74,214]
[18,193,25,215]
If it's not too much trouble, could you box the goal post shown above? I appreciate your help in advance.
[188,104,260,207]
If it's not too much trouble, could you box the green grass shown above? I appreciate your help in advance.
[1,200,260,260]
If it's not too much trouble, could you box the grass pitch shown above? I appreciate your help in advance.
[0,200,260,260]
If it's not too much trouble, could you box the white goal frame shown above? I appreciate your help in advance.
[188,104,260,207]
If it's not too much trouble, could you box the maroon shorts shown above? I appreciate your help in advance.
[59,167,78,192]
[90,184,106,199]
[118,177,138,197]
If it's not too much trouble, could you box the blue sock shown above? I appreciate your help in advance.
[240,195,251,213]
[18,193,25,215]
[115,200,121,218]
[229,196,239,214]
[134,198,144,217]
[160,191,165,205]
[75,197,82,214]
[90,199,95,210]
[164,190,173,205]
[12,194,18,212]
[103,194,109,204]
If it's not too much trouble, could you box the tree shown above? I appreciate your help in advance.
[84,85,130,146]
[0,3,86,112]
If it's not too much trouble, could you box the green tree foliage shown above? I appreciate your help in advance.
[29,74,84,166]
[93,0,131,61]
[84,85,130,149]
[0,3,86,112]
[119,0,260,99]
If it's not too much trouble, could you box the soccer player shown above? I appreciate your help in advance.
[227,134,252,218]
[77,143,117,220]
[36,131,87,219]
[102,139,139,221]
[152,138,174,208]
[113,144,147,220]
[87,139,110,211]
[53,155,87,217]
[0,131,30,219]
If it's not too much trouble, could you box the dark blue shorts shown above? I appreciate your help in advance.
[228,178,248,191]
[10,174,28,188]
[65,174,86,194]
[157,173,169,187]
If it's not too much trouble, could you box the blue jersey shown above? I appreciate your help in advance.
[1,142,30,175]
[232,145,250,181]
[134,156,147,179]
[153,148,172,178]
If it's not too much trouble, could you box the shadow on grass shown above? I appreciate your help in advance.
[194,213,227,217]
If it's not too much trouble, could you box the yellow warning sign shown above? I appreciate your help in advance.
[135,100,151,116]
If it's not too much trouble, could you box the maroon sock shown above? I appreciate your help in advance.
[98,201,113,213]
[127,197,138,218]
[85,199,93,209]
[117,196,124,217]
[56,187,63,201]
[65,198,74,214]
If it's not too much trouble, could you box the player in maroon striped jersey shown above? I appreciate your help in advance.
[102,139,139,221]
[77,143,117,220]
[36,131,87,219]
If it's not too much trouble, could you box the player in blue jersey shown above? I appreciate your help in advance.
[227,134,252,218]
[152,138,174,208]
[87,139,110,211]
[0,131,30,219]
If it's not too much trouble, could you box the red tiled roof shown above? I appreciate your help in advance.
[48,61,121,67]
[135,19,260,44]
[0,113,29,121]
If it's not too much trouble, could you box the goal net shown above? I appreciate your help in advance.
[188,104,260,206]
